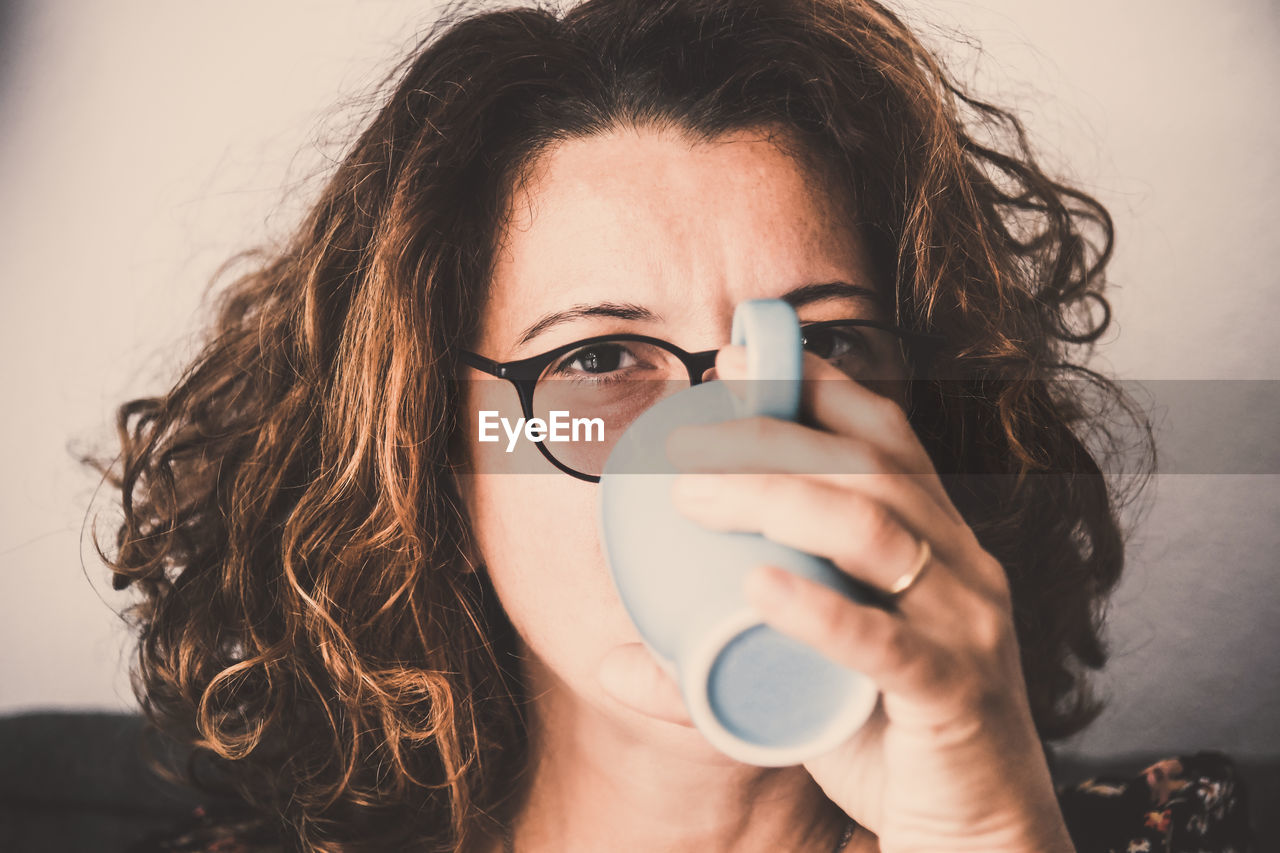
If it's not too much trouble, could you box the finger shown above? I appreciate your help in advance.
[671,471,946,604]
[743,564,954,705]
[665,421,970,568]
[666,414,878,474]
[716,345,961,525]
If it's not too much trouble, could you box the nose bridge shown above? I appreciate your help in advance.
[661,291,734,385]
[668,291,737,353]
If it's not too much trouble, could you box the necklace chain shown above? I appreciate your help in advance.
[501,818,857,852]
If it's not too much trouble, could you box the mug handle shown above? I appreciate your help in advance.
[729,299,803,421]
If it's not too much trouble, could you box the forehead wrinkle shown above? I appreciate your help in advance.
[482,125,876,353]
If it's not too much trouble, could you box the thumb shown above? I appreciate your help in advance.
[596,643,695,727]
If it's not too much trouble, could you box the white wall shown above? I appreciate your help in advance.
[1,0,1276,761]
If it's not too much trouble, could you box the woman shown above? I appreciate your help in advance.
[96,1,1251,851]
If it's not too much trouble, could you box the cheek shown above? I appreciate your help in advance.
[463,472,640,686]
[458,383,640,685]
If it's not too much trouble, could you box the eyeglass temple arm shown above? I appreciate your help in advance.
[459,350,504,377]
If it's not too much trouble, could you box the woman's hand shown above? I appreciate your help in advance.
[664,345,1076,853]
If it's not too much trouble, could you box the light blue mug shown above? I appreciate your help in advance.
[597,298,883,766]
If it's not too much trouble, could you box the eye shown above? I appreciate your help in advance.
[548,341,643,377]
[801,324,873,362]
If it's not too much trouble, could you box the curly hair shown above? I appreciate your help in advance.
[87,0,1156,850]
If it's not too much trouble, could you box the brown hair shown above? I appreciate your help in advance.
[88,0,1155,850]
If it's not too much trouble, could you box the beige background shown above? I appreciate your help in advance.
[1,0,1276,762]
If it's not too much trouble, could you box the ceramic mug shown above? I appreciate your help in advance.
[597,298,884,767]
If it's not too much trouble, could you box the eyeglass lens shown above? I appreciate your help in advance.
[530,325,904,478]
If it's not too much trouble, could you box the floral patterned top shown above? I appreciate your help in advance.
[1055,751,1254,853]
[126,751,1254,853]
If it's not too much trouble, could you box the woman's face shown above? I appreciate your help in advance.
[458,123,905,747]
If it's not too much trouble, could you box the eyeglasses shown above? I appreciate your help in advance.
[460,319,944,482]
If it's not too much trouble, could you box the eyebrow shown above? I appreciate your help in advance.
[781,281,885,314]
[515,302,659,348]
[514,280,883,348]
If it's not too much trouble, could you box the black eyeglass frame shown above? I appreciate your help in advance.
[459,319,945,483]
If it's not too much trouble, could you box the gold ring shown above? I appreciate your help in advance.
[887,538,932,597]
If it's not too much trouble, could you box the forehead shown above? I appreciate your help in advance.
[479,124,877,355]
